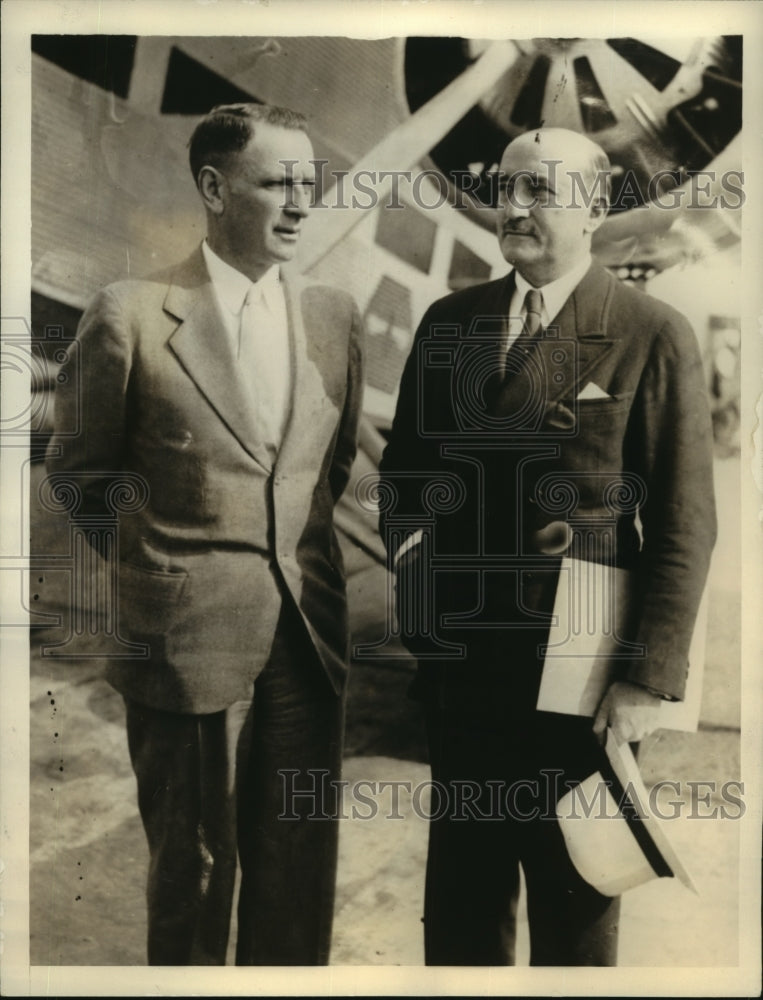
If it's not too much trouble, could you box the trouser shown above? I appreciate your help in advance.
[422,704,621,966]
[123,613,345,966]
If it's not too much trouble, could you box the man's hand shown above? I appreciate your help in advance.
[592,680,664,745]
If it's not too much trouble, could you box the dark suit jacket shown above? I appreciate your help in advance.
[46,247,363,714]
[379,262,716,702]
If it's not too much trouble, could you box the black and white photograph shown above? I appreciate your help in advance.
[1,1,761,996]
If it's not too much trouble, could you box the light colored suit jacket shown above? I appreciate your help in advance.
[47,247,364,713]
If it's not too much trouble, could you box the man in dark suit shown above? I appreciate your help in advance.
[46,104,363,965]
[378,127,716,965]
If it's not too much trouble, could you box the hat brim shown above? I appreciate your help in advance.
[556,729,697,896]
[603,729,697,895]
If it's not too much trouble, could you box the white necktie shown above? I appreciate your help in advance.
[238,283,290,449]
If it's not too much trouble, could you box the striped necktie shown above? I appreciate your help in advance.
[518,287,543,343]
[501,287,544,384]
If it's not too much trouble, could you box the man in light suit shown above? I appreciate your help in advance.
[46,103,363,965]
[378,128,716,965]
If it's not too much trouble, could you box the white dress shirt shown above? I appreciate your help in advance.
[201,239,292,448]
[506,254,592,351]
[393,255,593,565]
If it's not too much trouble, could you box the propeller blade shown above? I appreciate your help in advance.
[296,41,520,272]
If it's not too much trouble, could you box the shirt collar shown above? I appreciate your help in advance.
[514,254,592,325]
[201,239,281,316]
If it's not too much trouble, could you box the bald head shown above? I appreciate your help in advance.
[503,128,611,195]
[495,127,611,286]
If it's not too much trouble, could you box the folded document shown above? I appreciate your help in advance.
[535,558,707,731]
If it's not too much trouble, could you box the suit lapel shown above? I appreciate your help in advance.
[494,263,617,422]
[456,273,515,420]
[275,269,344,479]
[165,248,274,472]
[535,262,616,407]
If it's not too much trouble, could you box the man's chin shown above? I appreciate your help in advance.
[500,245,536,270]
[270,245,298,263]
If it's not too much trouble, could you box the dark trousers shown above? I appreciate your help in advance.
[422,704,620,966]
[124,611,344,966]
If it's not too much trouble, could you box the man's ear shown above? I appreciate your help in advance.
[584,194,609,236]
[198,165,226,216]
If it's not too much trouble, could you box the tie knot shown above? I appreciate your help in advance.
[243,285,257,310]
[524,288,543,319]
[515,287,544,343]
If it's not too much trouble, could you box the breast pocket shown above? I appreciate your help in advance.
[559,392,635,475]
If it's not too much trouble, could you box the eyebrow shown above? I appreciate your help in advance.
[257,171,316,185]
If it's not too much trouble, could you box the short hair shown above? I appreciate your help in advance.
[188,103,307,185]
[585,144,612,207]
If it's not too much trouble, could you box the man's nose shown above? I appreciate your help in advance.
[284,185,311,217]
[500,193,530,222]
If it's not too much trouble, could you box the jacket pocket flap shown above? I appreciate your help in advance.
[119,561,188,635]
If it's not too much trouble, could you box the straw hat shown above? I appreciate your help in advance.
[556,729,697,897]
